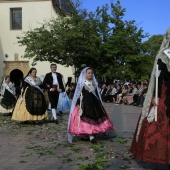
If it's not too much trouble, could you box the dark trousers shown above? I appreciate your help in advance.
[139,96,145,106]
[48,91,59,108]
[103,95,116,102]
[133,94,139,104]
[103,95,110,102]
[137,95,144,105]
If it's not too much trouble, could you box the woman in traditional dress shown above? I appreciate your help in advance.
[130,28,170,165]
[0,76,16,114]
[12,68,48,122]
[68,67,114,143]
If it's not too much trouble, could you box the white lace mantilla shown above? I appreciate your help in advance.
[24,76,43,94]
[24,76,42,86]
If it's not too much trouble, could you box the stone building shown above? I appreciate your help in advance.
[0,0,74,85]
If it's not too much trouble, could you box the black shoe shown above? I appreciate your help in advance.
[55,119,59,124]
[49,119,54,123]
[35,121,39,125]
[90,139,98,144]
[23,121,28,124]
[80,137,89,141]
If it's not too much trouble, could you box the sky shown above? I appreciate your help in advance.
[81,0,170,37]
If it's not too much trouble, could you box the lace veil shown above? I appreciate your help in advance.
[136,28,170,141]
[67,67,102,143]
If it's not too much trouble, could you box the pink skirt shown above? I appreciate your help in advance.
[69,106,114,136]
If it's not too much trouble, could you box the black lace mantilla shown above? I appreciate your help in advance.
[80,88,108,125]
[25,86,46,116]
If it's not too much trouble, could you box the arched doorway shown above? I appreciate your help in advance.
[10,69,24,86]
[3,61,29,79]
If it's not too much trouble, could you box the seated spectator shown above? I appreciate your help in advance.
[136,83,148,106]
[127,84,133,93]
[103,85,112,102]
[122,84,133,104]
[103,84,117,103]
[123,84,138,105]
[113,84,122,103]
[133,83,143,105]
[115,85,128,104]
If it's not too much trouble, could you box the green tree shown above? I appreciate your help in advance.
[135,34,163,80]
[142,34,163,59]
[18,0,154,80]
[18,9,101,69]
[98,1,149,80]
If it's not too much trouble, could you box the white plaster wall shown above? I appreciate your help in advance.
[0,0,74,81]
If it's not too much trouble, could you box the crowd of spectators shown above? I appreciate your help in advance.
[99,79,149,107]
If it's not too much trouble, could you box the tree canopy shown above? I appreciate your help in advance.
[17,0,163,81]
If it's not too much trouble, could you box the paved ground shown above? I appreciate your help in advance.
[0,103,169,170]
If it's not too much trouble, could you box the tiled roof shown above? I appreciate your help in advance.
[53,0,74,14]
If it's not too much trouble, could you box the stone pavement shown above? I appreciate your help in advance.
[105,104,169,170]
[0,104,169,170]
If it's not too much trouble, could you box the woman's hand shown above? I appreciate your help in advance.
[78,105,83,116]
[77,105,80,110]
[152,97,159,106]
[19,96,23,104]
[51,88,55,92]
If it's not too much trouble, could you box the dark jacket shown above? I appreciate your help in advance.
[100,88,107,95]
[43,72,65,92]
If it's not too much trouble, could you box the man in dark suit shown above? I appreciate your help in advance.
[43,63,65,124]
